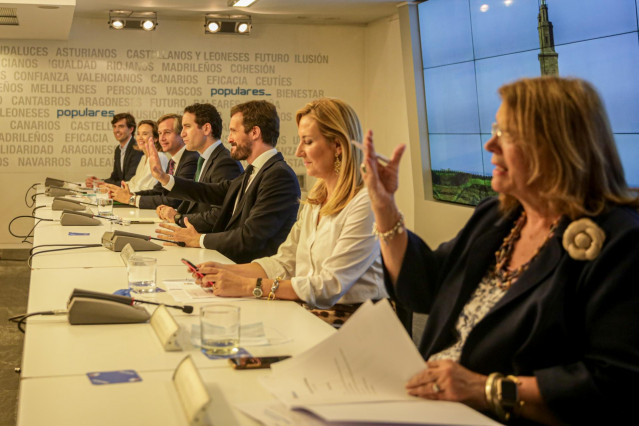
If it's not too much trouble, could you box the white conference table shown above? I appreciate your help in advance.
[30,201,219,269]
[21,299,334,378]
[19,368,274,426]
[18,189,336,426]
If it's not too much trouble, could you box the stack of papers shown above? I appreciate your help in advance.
[239,299,499,425]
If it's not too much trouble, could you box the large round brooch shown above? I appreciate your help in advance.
[562,218,605,261]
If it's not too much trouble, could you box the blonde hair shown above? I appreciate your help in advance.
[296,98,363,216]
[498,76,639,218]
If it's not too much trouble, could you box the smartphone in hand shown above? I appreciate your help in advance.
[181,258,204,278]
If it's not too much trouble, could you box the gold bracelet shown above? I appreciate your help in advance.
[487,373,520,423]
[484,372,502,415]
[372,212,405,244]
[268,276,281,300]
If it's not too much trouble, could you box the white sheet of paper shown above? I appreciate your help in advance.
[235,401,330,426]
[260,299,425,407]
[163,279,243,302]
[302,400,500,425]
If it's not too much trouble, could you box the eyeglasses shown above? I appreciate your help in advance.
[491,122,504,138]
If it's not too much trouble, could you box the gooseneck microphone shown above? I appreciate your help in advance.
[132,299,194,314]
[69,289,193,314]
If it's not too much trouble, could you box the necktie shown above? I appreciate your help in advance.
[167,159,176,176]
[194,156,205,182]
[237,164,254,204]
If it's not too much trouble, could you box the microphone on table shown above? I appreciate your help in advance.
[51,197,97,211]
[46,186,86,197]
[132,299,194,314]
[101,230,178,252]
[60,210,114,226]
[45,177,73,188]
[67,289,193,325]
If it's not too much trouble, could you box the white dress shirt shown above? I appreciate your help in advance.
[126,152,169,193]
[254,188,387,309]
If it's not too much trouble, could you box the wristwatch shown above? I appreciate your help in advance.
[253,278,263,298]
[496,375,519,419]
[486,373,520,422]
[173,212,183,226]
[128,194,136,205]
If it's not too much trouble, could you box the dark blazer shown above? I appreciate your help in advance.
[104,138,143,185]
[136,149,199,209]
[173,144,243,231]
[169,152,300,263]
[388,197,639,424]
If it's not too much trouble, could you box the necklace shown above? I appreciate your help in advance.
[492,211,559,290]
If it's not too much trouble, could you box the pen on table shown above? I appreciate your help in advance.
[68,232,90,236]
[350,140,390,164]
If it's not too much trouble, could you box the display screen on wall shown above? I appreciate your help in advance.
[418,0,639,205]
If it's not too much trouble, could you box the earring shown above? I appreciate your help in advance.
[334,152,342,174]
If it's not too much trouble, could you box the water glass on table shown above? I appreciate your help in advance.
[97,198,113,216]
[200,305,240,355]
[127,256,157,294]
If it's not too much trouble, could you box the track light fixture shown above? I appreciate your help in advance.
[109,10,158,31]
[228,0,259,7]
[204,14,252,35]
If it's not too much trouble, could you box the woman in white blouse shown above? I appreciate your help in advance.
[112,119,169,193]
[196,98,386,323]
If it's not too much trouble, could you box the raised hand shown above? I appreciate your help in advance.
[360,129,406,225]
[146,138,169,185]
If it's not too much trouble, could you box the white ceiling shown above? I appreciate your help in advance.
[0,0,405,40]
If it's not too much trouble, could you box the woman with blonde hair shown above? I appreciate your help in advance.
[363,76,639,424]
[196,98,386,325]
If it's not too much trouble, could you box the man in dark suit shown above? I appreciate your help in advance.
[154,104,243,232]
[108,114,199,209]
[153,100,300,263]
[85,112,143,188]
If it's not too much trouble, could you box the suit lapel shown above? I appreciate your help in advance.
[224,153,281,230]
[122,138,135,171]
[183,148,219,214]
[200,144,223,181]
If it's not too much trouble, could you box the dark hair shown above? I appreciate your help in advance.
[157,113,183,134]
[183,103,223,139]
[111,112,136,132]
[136,119,162,151]
[231,100,279,146]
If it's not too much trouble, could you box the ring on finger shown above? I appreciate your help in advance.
[360,162,367,174]
[432,383,441,393]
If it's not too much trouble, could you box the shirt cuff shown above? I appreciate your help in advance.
[163,175,175,190]
[134,195,140,208]
[199,234,205,248]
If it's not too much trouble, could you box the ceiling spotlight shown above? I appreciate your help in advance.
[228,0,259,7]
[108,10,158,31]
[204,14,251,35]
[141,20,156,31]
[236,22,250,34]
[110,19,124,30]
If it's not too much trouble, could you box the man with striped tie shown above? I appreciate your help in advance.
[108,114,199,208]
